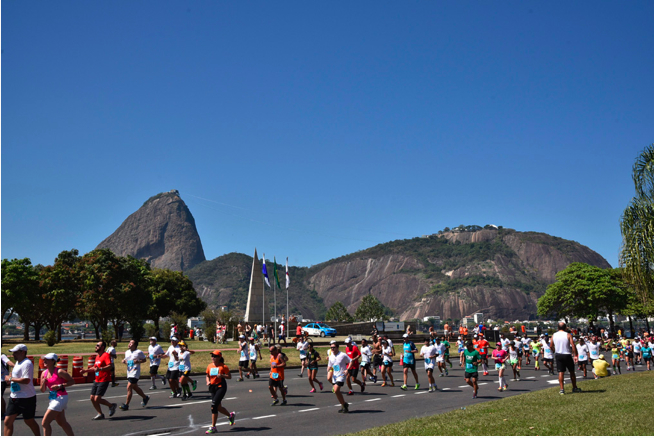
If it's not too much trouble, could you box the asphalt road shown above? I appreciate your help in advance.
[5,361,649,436]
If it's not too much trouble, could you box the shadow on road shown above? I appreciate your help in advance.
[286,403,315,407]
[222,426,272,433]
[144,406,182,410]
[349,409,384,414]
[109,415,157,421]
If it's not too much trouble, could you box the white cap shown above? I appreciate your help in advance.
[149,336,158,341]
[9,344,27,352]
[170,337,179,342]
[43,353,58,361]
[344,337,352,343]
[239,335,245,339]
[402,334,409,338]
[330,340,337,345]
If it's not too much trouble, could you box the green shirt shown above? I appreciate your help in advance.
[463,348,481,372]
[442,341,450,353]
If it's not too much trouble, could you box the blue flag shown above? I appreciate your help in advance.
[262,254,271,288]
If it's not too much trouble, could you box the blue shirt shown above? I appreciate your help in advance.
[403,342,416,364]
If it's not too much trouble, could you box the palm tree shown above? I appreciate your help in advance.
[620,144,654,302]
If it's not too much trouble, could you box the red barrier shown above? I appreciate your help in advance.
[86,355,97,383]
[38,358,47,385]
[26,355,38,386]
[56,355,69,373]
[72,356,85,384]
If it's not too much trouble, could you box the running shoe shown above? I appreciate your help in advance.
[445,370,449,376]
[428,387,433,393]
[109,403,118,417]
[415,383,420,390]
[347,390,354,396]
[283,386,288,395]
[161,376,167,385]
[119,403,129,411]
[400,385,407,390]
[310,388,316,393]
[237,377,244,382]
[181,394,188,401]
[439,373,444,377]
[92,413,105,420]
[281,400,287,406]
[187,392,193,399]
[111,383,119,387]
[472,392,477,399]
[572,387,582,393]
[503,385,508,391]
[192,380,198,391]
[205,426,218,434]
[319,382,324,391]
[483,372,489,376]
[246,373,250,379]
[229,412,236,426]
[449,363,452,368]
[381,382,387,387]
[149,385,157,390]
[298,374,303,377]
[361,382,366,393]
[391,381,395,387]
[559,389,565,395]
[271,399,279,406]
[142,395,150,407]
[338,402,349,413]
[497,387,503,391]
[373,375,378,383]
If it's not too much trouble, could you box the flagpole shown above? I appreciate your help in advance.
[286,286,289,338]
[274,276,277,341]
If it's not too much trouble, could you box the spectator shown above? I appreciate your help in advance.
[592,354,611,379]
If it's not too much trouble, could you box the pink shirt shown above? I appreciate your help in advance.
[44,369,68,396]
[492,349,508,364]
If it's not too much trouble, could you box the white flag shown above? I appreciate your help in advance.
[285,257,290,289]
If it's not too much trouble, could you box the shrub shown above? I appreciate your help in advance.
[44,330,58,347]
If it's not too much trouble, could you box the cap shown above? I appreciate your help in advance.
[345,337,352,343]
[149,337,157,341]
[9,344,27,352]
[330,340,337,345]
[178,341,187,346]
[473,335,478,338]
[599,354,604,360]
[239,335,245,339]
[402,334,409,338]
[171,337,179,342]
[211,350,222,357]
[43,353,58,361]
[249,337,254,341]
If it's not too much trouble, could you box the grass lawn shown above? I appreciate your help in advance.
[349,372,654,436]
[1,341,332,378]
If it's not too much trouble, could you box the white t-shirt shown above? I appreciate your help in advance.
[107,346,117,364]
[420,345,437,369]
[501,338,511,351]
[179,351,192,372]
[1,354,11,380]
[125,349,146,379]
[249,344,258,361]
[552,331,572,355]
[588,342,601,359]
[297,341,309,359]
[164,345,181,370]
[360,346,372,365]
[633,341,642,353]
[9,358,36,399]
[239,342,249,361]
[382,346,394,364]
[576,344,589,362]
[328,352,351,382]
[541,340,554,359]
[148,344,164,366]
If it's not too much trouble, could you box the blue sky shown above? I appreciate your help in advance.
[2,1,653,269]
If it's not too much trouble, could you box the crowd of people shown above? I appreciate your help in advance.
[2,324,652,435]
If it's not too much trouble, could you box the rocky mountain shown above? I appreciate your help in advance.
[96,190,206,271]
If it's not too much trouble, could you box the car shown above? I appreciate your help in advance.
[302,322,337,338]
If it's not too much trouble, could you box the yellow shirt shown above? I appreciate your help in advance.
[593,359,609,377]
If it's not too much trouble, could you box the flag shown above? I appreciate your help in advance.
[273,257,281,289]
[285,257,290,289]
[262,254,271,288]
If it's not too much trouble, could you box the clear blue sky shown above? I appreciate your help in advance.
[2,1,653,269]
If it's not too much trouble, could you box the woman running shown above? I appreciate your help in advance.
[576,338,589,378]
[178,341,197,400]
[492,342,508,391]
[625,340,635,371]
[39,353,75,436]
[306,342,323,393]
[205,351,234,434]
[508,342,520,381]
[611,342,622,374]
[380,340,394,387]
[641,342,652,371]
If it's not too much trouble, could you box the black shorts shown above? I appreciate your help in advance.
[269,379,282,388]
[347,367,359,378]
[150,365,160,375]
[166,369,180,381]
[6,396,37,420]
[334,380,345,387]
[480,354,488,362]
[127,377,140,385]
[544,358,553,363]
[239,360,249,368]
[643,356,652,363]
[373,354,383,367]
[464,371,479,380]
[555,354,575,374]
[517,351,523,357]
[91,381,110,397]
[403,362,416,370]
[360,363,371,374]
[209,384,227,413]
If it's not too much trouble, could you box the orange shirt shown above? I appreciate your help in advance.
[270,353,284,381]
[206,364,229,386]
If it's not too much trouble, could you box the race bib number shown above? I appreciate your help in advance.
[10,382,20,392]
[240,351,246,359]
[178,364,186,372]
[425,357,431,365]
[149,355,154,361]
[465,362,474,370]
[579,355,587,361]
[168,361,175,368]
[300,350,306,357]
[333,364,340,373]
[545,348,552,354]
[209,368,219,376]
[95,372,99,377]
[127,360,134,368]
[49,390,58,400]
[271,372,279,379]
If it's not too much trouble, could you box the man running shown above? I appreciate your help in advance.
[551,322,581,395]
[420,338,438,392]
[327,340,351,413]
[441,336,453,368]
[3,344,40,435]
[237,336,249,382]
[359,339,373,385]
[268,345,287,406]
[205,351,235,434]
[400,334,420,390]
[514,336,524,370]
[246,337,261,379]
[576,338,590,378]
[81,341,118,420]
[475,334,490,376]
[162,337,182,398]
[370,335,382,383]
[380,340,394,387]
[460,341,481,399]
[107,339,119,387]
[119,339,150,411]
[530,337,542,371]
[147,337,166,390]
[296,335,310,378]
[456,337,465,365]
[344,337,365,395]
[434,337,448,377]
[542,335,555,375]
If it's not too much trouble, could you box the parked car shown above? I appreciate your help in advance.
[303,322,337,337]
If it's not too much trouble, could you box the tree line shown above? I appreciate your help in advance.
[2,248,206,341]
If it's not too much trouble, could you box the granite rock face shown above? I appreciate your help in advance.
[96,190,206,271]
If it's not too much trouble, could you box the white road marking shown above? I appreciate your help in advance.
[365,398,381,402]
[298,408,320,412]
[253,415,277,420]
[166,400,212,407]
[415,391,428,395]
[547,378,569,384]
[527,376,536,379]
[442,388,450,391]
[458,385,469,388]
[224,397,237,400]
[391,395,405,398]
[478,383,488,385]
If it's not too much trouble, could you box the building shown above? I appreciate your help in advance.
[473,313,484,324]
[187,317,202,329]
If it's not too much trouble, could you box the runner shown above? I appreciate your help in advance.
[359,339,373,385]
[434,337,448,377]
[492,342,508,391]
[1,353,15,419]
[268,345,287,406]
[551,322,581,395]
[625,340,635,371]
[456,337,465,366]
[576,338,589,379]
[39,353,74,436]
[327,340,351,413]
[296,335,310,378]
[178,341,197,400]
[588,336,601,366]
[530,336,542,371]
[107,339,119,387]
[633,337,642,365]
[205,350,235,434]
[380,339,394,387]
[162,337,182,398]
[592,354,611,379]
[344,337,365,395]
[541,335,555,375]
[400,334,420,390]
[147,337,166,390]
[119,340,150,411]
[640,341,652,371]
[370,335,382,383]
[523,334,531,365]
[474,334,490,375]
[306,342,323,393]
[508,341,521,381]
[3,344,40,436]
[419,338,438,392]
[246,337,262,379]
[441,336,453,368]
[278,323,287,347]
[276,344,290,396]
[460,340,481,399]
[611,342,622,374]
[81,341,118,420]
[236,335,249,382]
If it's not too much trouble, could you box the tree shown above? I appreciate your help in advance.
[620,144,654,302]
[325,301,352,322]
[147,268,206,339]
[39,250,82,341]
[200,309,218,342]
[2,258,44,340]
[354,294,385,322]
